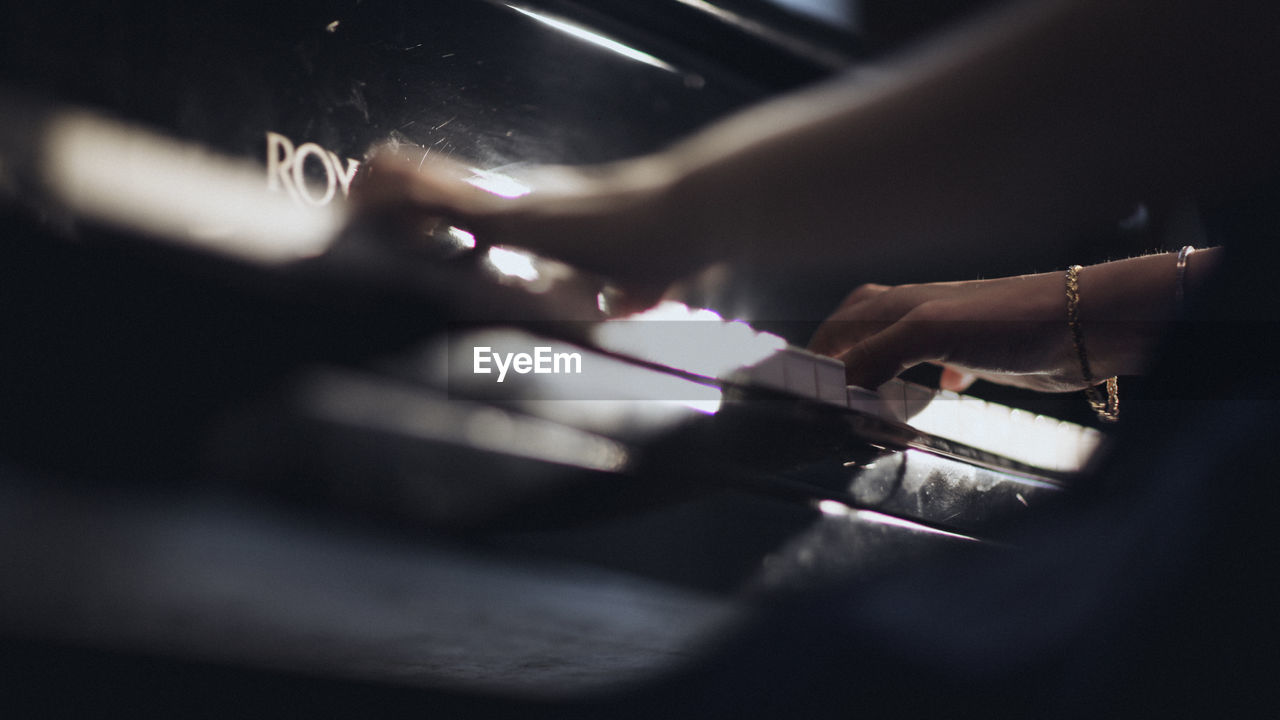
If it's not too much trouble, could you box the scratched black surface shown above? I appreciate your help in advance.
[1,0,769,169]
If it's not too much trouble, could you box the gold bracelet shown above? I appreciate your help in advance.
[1175,245,1195,312]
[1065,265,1119,423]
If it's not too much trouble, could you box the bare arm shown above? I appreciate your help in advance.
[359,0,1279,284]
[809,247,1224,391]
[646,0,1278,273]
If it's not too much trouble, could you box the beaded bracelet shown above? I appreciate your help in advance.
[1065,265,1119,423]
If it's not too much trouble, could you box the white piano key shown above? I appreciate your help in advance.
[985,403,1020,463]
[739,351,789,392]
[909,389,961,440]
[782,348,820,399]
[957,394,990,448]
[1055,419,1084,473]
[1078,427,1103,467]
[986,401,1011,457]
[814,355,849,406]
[902,381,936,420]
[874,378,910,422]
[847,385,889,418]
[1027,414,1059,471]
[935,389,964,435]
[1004,407,1041,468]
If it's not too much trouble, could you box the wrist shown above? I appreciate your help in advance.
[1074,249,1218,378]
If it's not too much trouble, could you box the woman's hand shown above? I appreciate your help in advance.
[810,249,1220,392]
[809,272,1079,392]
[351,150,713,309]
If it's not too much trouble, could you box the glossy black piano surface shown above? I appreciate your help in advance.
[6,0,1268,716]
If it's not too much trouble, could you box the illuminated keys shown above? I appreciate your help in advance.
[846,385,889,418]
[813,355,848,406]
[595,305,1100,473]
[908,390,1101,473]
[784,350,820,397]
[735,340,1102,473]
[742,351,788,392]
[735,346,843,404]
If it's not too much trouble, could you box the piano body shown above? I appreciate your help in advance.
[0,0,1182,712]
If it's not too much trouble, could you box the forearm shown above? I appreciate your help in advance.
[1077,246,1222,378]
[652,0,1279,270]
[807,246,1223,391]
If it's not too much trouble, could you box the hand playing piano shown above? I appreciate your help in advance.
[810,272,1078,393]
[809,249,1221,393]
[352,150,712,313]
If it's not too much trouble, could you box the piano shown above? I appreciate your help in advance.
[0,0,1128,710]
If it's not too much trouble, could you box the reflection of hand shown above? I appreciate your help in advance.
[351,150,711,307]
[809,250,1220,392]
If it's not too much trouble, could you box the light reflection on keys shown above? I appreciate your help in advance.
[734,344,1103,474]
[814,357,847,406]
[594,302,1102,474]
[906,384,1101,473]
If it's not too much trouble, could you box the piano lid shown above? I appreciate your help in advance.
[0,0,788,175]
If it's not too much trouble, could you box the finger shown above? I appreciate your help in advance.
[809,284,887,356]
[841,319,931,389]
[939,366,978,392]
[599,282,670,316]
[836,282,889,310]
[810,312,903,359]
[812,282,941,357]
[809,285,902,357]
[810,315,867,358]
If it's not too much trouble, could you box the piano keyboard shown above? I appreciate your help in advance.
[735,349,1101,474]
[590,302,1102,474]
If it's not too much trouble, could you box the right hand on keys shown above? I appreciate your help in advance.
[809,249,1220,393]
